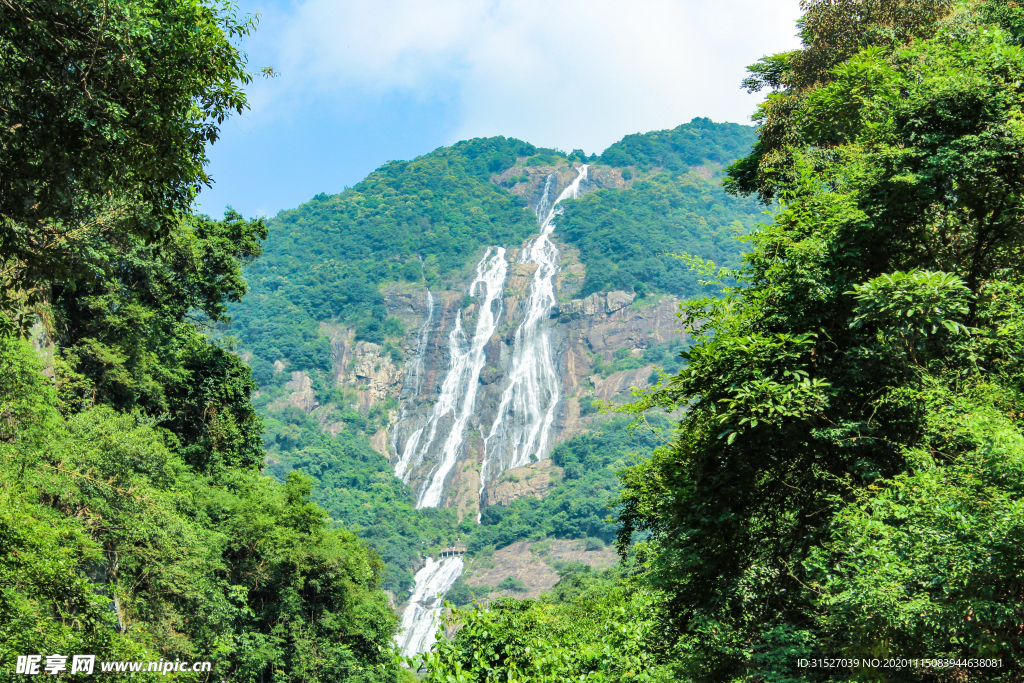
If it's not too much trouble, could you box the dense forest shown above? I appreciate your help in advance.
[424,1,1024,681]
[5,0,1024,682]
[0,2,404,681]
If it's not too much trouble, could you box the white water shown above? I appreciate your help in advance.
[481,166,589,495]
[393,289,434,481]
[395,556,464,658]
[413,248,508,508]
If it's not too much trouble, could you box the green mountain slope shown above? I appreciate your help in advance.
[599,117,757,170]
[230,137,542,380]
[225,120,762,595]
[557,168,762,298]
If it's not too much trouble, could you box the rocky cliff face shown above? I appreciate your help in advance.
[272,165,685,517]
[380,267,683,516]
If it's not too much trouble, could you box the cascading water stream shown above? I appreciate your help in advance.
[394,170,588,655]
[411,247,508,508]
[480,165,589,498]
[395,556,464,658]
[392,289,434,481]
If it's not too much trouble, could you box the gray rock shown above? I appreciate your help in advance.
[605,290,635,313]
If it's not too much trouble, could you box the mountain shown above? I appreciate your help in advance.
[222,118,762,650]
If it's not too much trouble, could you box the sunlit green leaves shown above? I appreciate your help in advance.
[849,269,974,345]
[0,0,256,331]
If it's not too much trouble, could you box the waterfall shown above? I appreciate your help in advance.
[412,247,508,508]
[481,165,589,495]
[395,556,465,658]
[392,289,434,481]
[394,171,589,656]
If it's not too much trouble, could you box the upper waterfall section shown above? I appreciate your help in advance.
[228,121,762,519]
[391,165,595,511]
[482,166,589,488]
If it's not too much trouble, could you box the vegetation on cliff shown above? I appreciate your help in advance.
[556,167,762,298]
[222,115,763,600]
[470,416,671,553]
[550,118,762,299]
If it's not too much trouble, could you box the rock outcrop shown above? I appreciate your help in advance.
[460,539,618,600]
[269,168,686,518]
[485,458,562,507]
[273,371,317,412]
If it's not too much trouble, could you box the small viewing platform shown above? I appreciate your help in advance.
[439,546,467,558]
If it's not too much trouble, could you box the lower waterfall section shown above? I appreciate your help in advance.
[395,556,465,658]
[410,247,508,508]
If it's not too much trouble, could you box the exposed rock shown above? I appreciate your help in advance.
[605,290,634,313]
[485,459,562,507]
[446,445,483,522]
[461,539,618,600]
[560,290,636,319]
[346,341,403,410]
[689,164,714,181]
[275,370,317,412]
[478,365,501,385]
[553,244,586,298]
[504,262,538,299]
[561,296,680,396]
[585,164,637,190]
[369,418,396,455]
[591,367,655,402]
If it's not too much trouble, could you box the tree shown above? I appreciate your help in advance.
[0,0,255,332]
[619,2,1024,679]
[51,209,267,473]
[727,0,954,202]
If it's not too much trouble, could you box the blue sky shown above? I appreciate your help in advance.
[196,0,803,220]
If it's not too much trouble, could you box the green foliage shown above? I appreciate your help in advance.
[616,6,1024,680]
[0,336,402,682]
[51,210,268,474]
[495,576,527,593]
[0,2,405,678]
[848,269,973,346]
[468,416,670,553]
[555,169,763,298]
[0,0,255,331]
[417,563,673,682]
[599,118,758,171]
[260,402,459,595]
[444,577,491,607]
[807,397,1024,667]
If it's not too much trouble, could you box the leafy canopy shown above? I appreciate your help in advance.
[0,0,255,331]
[611,1,1024,680]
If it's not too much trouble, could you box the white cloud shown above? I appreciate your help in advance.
[245,0,802,154]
